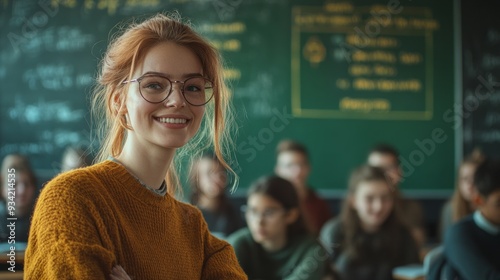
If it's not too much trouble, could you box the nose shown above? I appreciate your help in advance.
[290,165,301,174]
[372,198,383,212]
[16,182,26,194]
[257,215,266,226]
[164,83,186,108]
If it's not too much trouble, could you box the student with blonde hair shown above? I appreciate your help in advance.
[439,149,485,240]
[25,13,245,279]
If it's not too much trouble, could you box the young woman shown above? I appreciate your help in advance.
[228,175,327,280]
[320,165,420,280]
[24,13,246,279]
[439,149,484,240]
[190,153,243,238]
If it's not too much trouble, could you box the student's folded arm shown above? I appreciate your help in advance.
[24,179,115,279]
[201,221,248,279]
[444,226,500,280]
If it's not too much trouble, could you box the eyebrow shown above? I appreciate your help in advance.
[142,71,203,79]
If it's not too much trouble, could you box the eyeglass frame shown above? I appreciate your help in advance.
[241,205,287,221]
[122,73,214,106]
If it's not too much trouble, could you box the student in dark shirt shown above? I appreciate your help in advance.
[320,165,420,280]
[190,153,243,238]
[274,139,332,235]
[443,159,500,280]
[228,175,327,280]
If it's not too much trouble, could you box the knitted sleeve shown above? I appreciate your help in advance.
[24,172,115,279]
[200,212,248,279]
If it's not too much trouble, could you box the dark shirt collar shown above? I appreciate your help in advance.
[474,210,500,235]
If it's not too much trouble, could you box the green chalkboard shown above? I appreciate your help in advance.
[0,0,455,194]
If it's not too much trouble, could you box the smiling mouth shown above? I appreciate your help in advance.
[156,117,188,124]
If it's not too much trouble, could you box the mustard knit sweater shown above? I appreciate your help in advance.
[24,160,247,279]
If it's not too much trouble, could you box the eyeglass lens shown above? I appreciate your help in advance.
[138,75,213,105]
[245,208,284,220]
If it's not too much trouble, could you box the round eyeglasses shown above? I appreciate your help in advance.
[243,207,285,221]
[123,74,214,106]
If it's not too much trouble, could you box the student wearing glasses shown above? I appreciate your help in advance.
[24,13,246,279]
[228,176,327,280]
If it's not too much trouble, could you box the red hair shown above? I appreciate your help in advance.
[92,13,236,196]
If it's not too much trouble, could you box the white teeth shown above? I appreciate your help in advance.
[157,118,187,124]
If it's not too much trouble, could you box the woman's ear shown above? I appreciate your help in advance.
[285,208,300,225]
[113,90,133,130]
[112,90,127,115]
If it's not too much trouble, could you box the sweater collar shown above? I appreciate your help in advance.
[474,210,500,235]
[104,160,172,209]
[108,156,167,197]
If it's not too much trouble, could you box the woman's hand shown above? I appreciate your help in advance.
[110,265,132,280]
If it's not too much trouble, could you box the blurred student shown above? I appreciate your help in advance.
[189,153,243,238]
[439,149,484,241]
[228,176,327,280]
[320,165,420,280]
[60,146,92,172]
[443,159,500,279]
[0,154,37,245]
[24,13,245,279]
[275,139,332,235]
[367,143,426,248]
